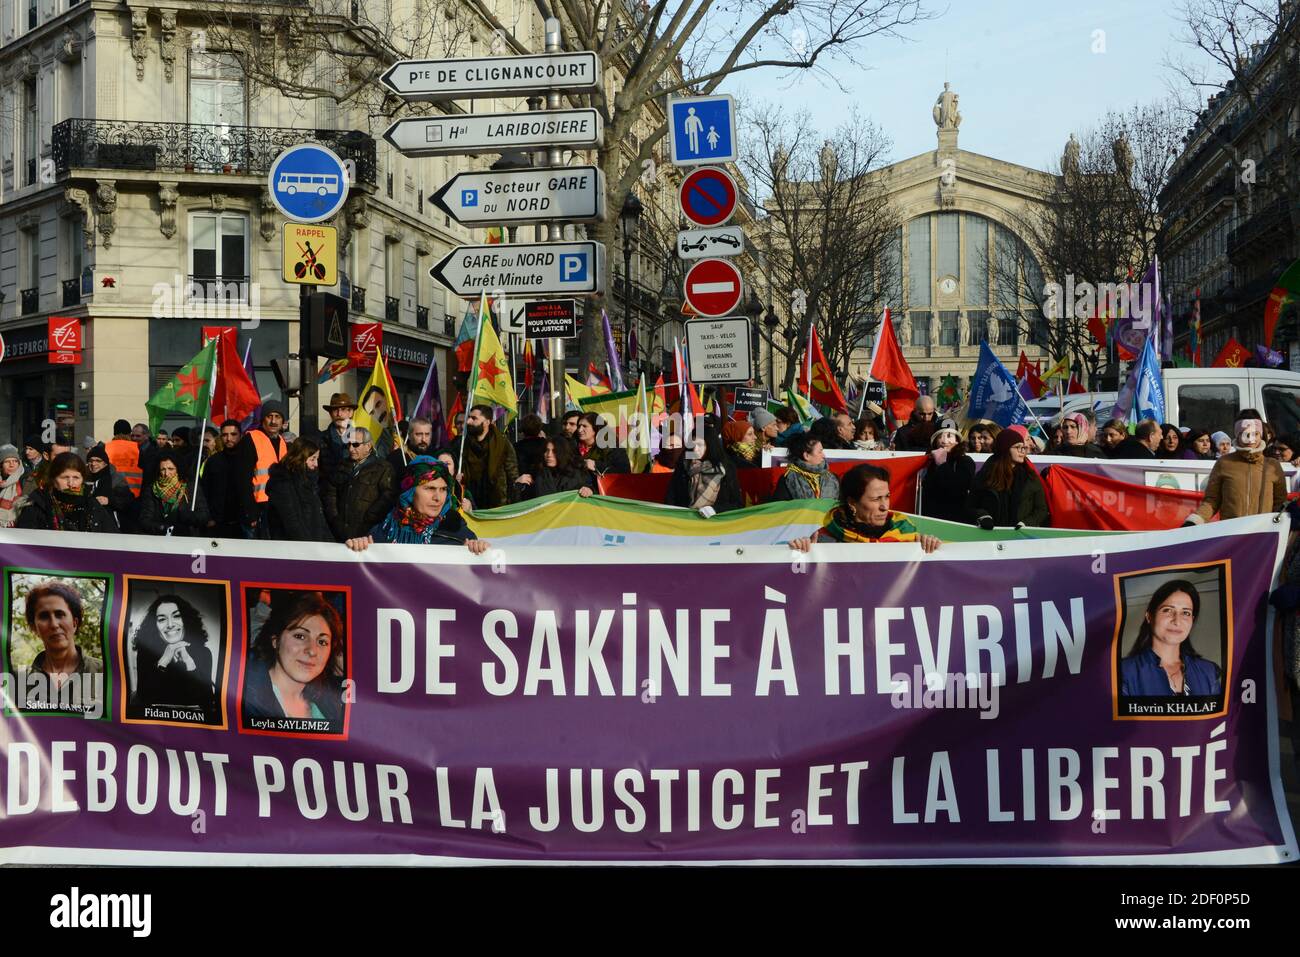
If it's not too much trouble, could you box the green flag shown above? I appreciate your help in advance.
[146,338,217,434]
[937,374,963,408]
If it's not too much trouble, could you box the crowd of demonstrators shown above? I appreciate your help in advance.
[461,404,520,510]
[791,464,941,553]
[772,432,839,502]
[921,418,975,524]
[966,422,996,452]
[968,425,1050,529]
[266,437,334,543]
[666,420,743,515]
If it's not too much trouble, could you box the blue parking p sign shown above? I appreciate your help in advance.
[267,144,350,223]
[559,253,589,283]
[668,94,737,166]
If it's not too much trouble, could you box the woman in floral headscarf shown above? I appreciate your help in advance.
[345,456,490,553]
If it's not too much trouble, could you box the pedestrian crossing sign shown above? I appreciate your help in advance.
[282,223,338,286]
[667,94,737,166]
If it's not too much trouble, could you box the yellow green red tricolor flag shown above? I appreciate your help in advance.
[469,292,517,423]
[146,338,217,433]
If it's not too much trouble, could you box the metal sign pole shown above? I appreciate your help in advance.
[545,17,566,413]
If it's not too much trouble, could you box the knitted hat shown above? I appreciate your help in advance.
[24,435,49,455]
[750,409,777,431]
[930,418,961,448]
[0,444,19,464]
[993,424,1030,455]
[86,443,109,465]
[722,420,752,445]
[399,456,459,513]
[1211,430,1231,447]
[113,419,132,436]
[262,400,288,419]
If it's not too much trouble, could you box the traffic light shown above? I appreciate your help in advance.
[303,292,349,359]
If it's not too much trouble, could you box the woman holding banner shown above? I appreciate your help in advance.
[790,463,941,553]
[921,420,974,524]
[16,452,115,533]
[515,439,595,500]
[1120,579,1221,696]
[345,457,490,552]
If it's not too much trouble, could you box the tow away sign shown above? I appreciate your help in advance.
[380,52,601,100]
[432,166,605,225]
[430,241,605,297]
[383,109,602,157]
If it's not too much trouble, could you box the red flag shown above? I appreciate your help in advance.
[686,382,706,416]
[455,339,475,374]
[1211,338,1251,368]
[1066,374,1087,395]
[1015,351,1031,380]
[446,390,465,437]
[795,326,848,412]
[1087,315,1107,350]
[523,340,535,391]
[867,309,918,424]
[1023,364,1048,399]
[586,361,612,391]
[201,328,260,422]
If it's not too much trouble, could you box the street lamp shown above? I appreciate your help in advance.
[745,291,763,383]
[764,303,779,389]
[620,193,643,379]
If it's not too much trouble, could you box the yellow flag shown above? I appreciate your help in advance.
[1042,355,1070,382]
[577,382,650,473]
[353,350,403,453]
[470,310,517,423]
[565,374,604,404]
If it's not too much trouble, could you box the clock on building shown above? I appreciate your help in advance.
[939,276,958,296]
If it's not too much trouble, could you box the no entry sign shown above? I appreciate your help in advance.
[679,166,738,228]
[683,258,743,318]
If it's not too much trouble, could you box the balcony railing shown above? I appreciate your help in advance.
[21,288,39,315]
[62,278,80,307]
[444,316,455,336]
[385,296,399,322]
[53,119,377,185]
[416,305,429,330]
[1226,199,1292,257]
[186,274,252,302]
[351,285,366,313]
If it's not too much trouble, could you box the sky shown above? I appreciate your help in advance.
[729,0,1196,172]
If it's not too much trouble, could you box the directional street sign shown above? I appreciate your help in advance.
[668,94,737,166]
[683,258,743,318]
[685,316,752,383]
[282,223,338,285]
[679,166,738,228]
[380,52,601,100]
[268,144,350,223]
[432,165,605,226]
[383,109,602,157]
[430,241,605,297]
[677,225,745,260]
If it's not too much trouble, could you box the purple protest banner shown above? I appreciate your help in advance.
[0,516,1292,864]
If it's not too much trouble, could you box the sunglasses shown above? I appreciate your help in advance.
[349,441,368,448]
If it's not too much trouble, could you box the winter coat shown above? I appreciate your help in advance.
[1188,449,1287,524]
[771,460,840,502]
[462,426,520,509]
[86,465,134,529]
[200,448,241,537]
[1110,437,1156,459]
[138,481,211,536]
[968,462,1050,528]
[321,454,396,541]
[922,453,975,524]
[514,436,550,477]
[1052,442,1108,459]
[16,488,116,533]
[666,458,744,513]
[516,466,593,501]
[266,463,335,542]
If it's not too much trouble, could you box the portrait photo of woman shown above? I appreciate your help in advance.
[241,588,348,737]
[3,573,109,717]
[1119,574,1225,707]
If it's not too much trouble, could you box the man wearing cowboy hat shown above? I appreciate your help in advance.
[317,392,357,487]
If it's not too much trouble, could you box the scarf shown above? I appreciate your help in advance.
[686,460,725,509]
[0,467,23,525]
[785,460,827,498]
[376,457,459,544]
[727,440,760,464]
[153,474,189,516]
[821,506,919,543]
[49,487,93,531]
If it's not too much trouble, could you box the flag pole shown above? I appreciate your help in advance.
[193,342,217,497]
[457,290,488,478]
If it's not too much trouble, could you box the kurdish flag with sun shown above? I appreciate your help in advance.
[146,337,217,433]
[469,293,517,423]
